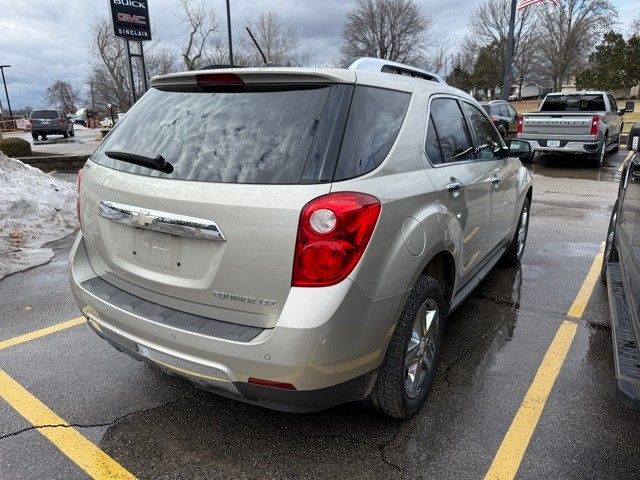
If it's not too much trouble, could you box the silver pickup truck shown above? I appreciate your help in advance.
[517,91,629,167]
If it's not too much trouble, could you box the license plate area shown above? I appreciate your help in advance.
[133,229,179,271]
[547,140,560,148]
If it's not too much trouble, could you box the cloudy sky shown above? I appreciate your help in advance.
[0,0,637,109]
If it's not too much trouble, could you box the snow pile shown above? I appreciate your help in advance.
[0,152,78,279]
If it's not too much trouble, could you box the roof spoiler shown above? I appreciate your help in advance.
[348,57,446,84]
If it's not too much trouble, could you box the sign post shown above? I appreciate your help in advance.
[109,0,152,104]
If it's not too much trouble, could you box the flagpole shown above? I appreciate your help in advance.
[501,0,518,100]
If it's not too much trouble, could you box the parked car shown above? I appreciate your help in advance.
[480,100,519,139]
[517,92,630,167]
[69,60,533,418]
[30,109,74,140]
[602,122,640,409]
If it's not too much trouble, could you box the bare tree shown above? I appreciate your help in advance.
[423,37,452,75]
[177,0,220,70]
[630,14,640,38]
[466,0,538,93]
[87,18,133,110]
[513,25,543,97]
[340,0,433,65]
[146,46,179,77]
[241,11,300,66]
[45,80,82,113]
[537,0,617,90]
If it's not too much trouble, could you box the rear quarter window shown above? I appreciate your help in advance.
[333,86,410,181]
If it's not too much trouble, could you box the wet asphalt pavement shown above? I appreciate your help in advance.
[2,150,640,479]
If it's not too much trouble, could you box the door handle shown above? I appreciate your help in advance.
[447,179,464,192]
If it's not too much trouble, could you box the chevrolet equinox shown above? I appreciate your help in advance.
[70,59,533,419]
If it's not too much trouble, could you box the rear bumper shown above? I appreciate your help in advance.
[69,232,404,411]
[522,139,600,154]
[31,127,67,135]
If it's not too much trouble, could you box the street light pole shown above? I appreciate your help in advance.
[225,0,234,66]
[0,65,13,120]
[501,0,517,101]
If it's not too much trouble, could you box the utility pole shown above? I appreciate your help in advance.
[90,81,96,111]
[225,0,234,66]
[501,0,517,101]
[0,65,13,120]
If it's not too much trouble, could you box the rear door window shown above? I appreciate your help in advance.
[31,110,59,119]
[333,86,410,181]
[427,98,475,163]
[92,85,351,184]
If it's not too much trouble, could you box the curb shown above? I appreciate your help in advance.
[16,154,89,172]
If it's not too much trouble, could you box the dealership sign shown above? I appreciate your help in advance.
[109,0,152,41]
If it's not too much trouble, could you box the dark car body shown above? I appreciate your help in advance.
[602,122,640,409]
[30,109,74,140]
[480,100,518,139]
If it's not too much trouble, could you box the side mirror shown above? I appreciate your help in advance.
[629,123,640,152]
[625,101,635,113]
[509,139,532,159]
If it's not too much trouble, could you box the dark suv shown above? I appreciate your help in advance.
[30,109,74,140]
[602,122,640,409]
[480,100,518,139]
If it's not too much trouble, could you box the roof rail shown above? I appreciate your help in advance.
[348,57,446,84]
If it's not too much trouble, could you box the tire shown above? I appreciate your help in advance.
[31,133,37,140]
[601,201,619,284]
[63,131,69,138]
[501,197,530,267]
[41,135,47,140]
[365,275,446,419]
[589,141,606,168]
[69,129,75,138]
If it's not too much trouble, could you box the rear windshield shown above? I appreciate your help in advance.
[540,94,606,112]
[91,84,410,184]
[31,110,58,119]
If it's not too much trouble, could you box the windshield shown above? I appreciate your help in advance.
[540,94,606,112]
[92,85,353,184]
[31,110,58,119]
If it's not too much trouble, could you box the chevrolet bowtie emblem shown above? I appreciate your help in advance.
[133,211,154,226]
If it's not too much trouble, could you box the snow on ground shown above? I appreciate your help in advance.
[0,152,78,280]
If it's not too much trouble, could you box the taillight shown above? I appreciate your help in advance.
[197,73,243,87]
[517,114,524,134]
[248,377,296,390]
[590,115,600,136]
[76,168,83,227]
[292,192,381,287]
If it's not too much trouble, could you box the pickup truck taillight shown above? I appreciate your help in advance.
[292,192,381,287]
[590,115,600,136]
[517,114,523,134]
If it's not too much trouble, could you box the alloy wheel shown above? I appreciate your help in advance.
[405,298,440,399]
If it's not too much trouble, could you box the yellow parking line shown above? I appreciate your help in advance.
[485,245,604,480]
[567,242,605,319]
[0,317,85,351]
[0,369,135,479]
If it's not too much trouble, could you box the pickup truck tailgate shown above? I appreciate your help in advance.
[522,114,593,138]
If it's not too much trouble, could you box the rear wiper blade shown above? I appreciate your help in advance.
[105,150,173,174]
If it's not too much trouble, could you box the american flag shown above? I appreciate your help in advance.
[517,0,560,10]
